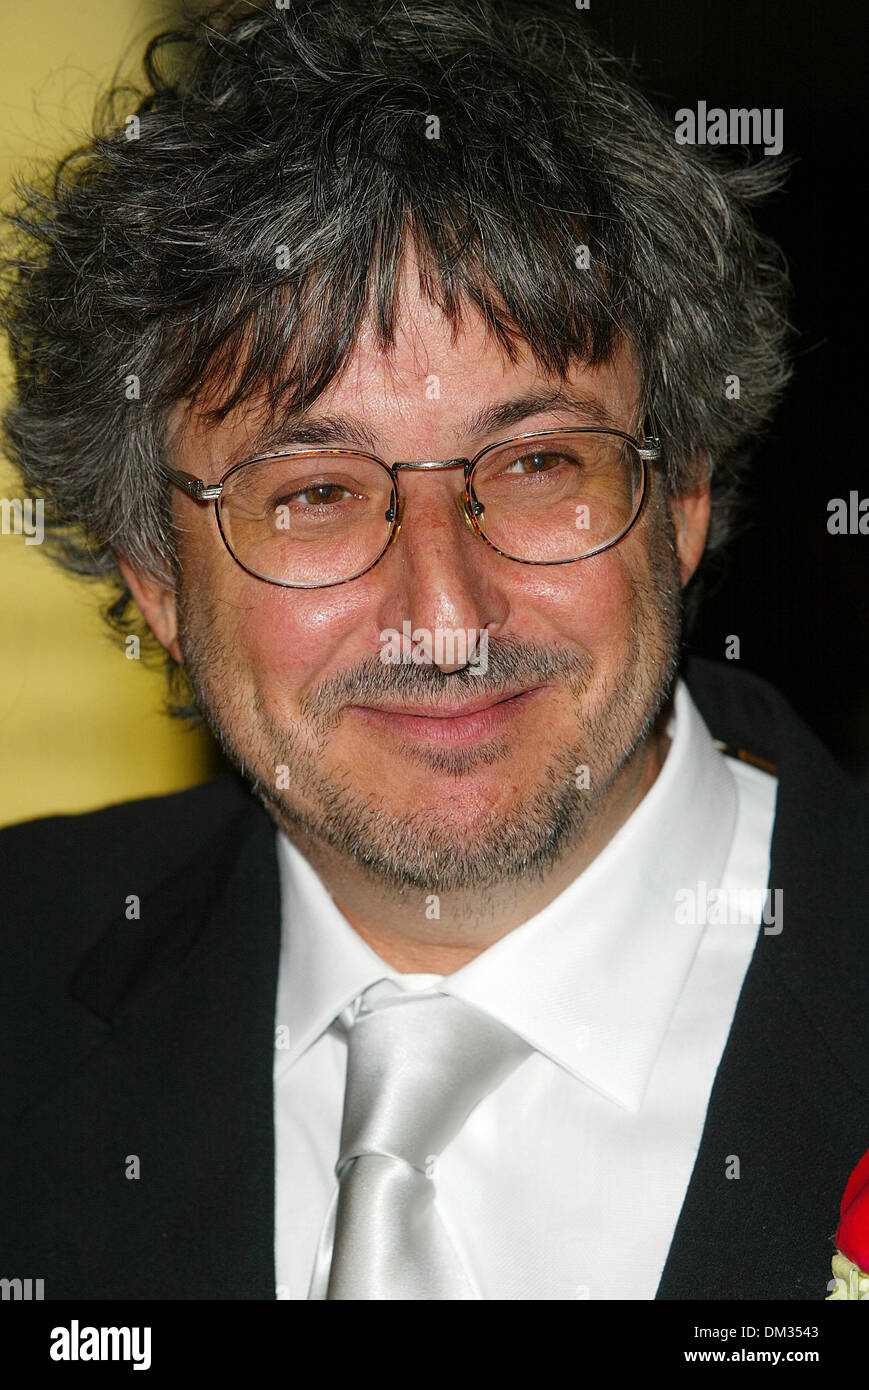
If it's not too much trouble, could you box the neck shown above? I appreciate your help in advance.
[279,717,672,975]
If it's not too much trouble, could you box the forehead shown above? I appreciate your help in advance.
[327,268,640,413]
[171,262,642,467]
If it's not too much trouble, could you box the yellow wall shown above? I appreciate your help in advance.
[0,1,214,828]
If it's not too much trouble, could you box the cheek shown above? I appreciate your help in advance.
[213,574,376,702]
[514,551,638,654]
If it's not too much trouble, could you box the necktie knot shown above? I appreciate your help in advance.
[336,989,531,1177]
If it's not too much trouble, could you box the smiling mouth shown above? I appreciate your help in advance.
[345,687,546,743]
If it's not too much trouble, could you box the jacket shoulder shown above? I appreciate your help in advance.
[683,652,867,792]
[683,652,804,750]
[0,775,264,965]
[682,652,869,900]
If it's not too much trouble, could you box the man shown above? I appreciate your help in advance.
[1,0,867,1301]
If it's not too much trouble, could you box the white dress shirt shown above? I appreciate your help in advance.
[273,677,778,1299]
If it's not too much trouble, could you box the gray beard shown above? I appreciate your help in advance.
[176,527,682,898]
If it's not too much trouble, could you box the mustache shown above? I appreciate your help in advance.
[299,635,593,732]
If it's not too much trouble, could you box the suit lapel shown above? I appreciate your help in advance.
[657,658,869,1297]
[655,940,868,1297]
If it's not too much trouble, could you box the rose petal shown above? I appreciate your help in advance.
[836,1151,869,1272]
[840,1147,869,1222]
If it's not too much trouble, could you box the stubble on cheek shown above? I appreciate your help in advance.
[173,580,298,794]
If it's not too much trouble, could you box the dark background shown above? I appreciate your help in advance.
[587,0,868,779]
[179,0,868,782]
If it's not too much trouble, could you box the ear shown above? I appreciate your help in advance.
[668,463,711,587]
[117,555,183,664]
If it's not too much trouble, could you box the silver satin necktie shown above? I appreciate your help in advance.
[307,986,531,1300]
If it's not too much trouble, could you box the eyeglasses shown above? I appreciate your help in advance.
[161,425,661,589]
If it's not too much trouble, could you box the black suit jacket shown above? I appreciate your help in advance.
[2,656,868,1300]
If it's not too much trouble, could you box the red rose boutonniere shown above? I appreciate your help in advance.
[828,1146,869,1299]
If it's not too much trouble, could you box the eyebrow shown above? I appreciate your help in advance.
[238,385,625,463]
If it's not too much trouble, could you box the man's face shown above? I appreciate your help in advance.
[133,276,707,896]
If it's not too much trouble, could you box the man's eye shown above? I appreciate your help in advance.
[502,452,571,475]
[279,483,353,507]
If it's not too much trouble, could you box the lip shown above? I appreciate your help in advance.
[346,686,546,743]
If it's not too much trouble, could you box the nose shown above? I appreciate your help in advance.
[376,468,501,673]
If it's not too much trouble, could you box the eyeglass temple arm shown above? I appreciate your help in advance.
[640,411,662,461]
[161,464,222,501]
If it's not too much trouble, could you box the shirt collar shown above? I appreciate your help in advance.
[274,678,738,1111]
